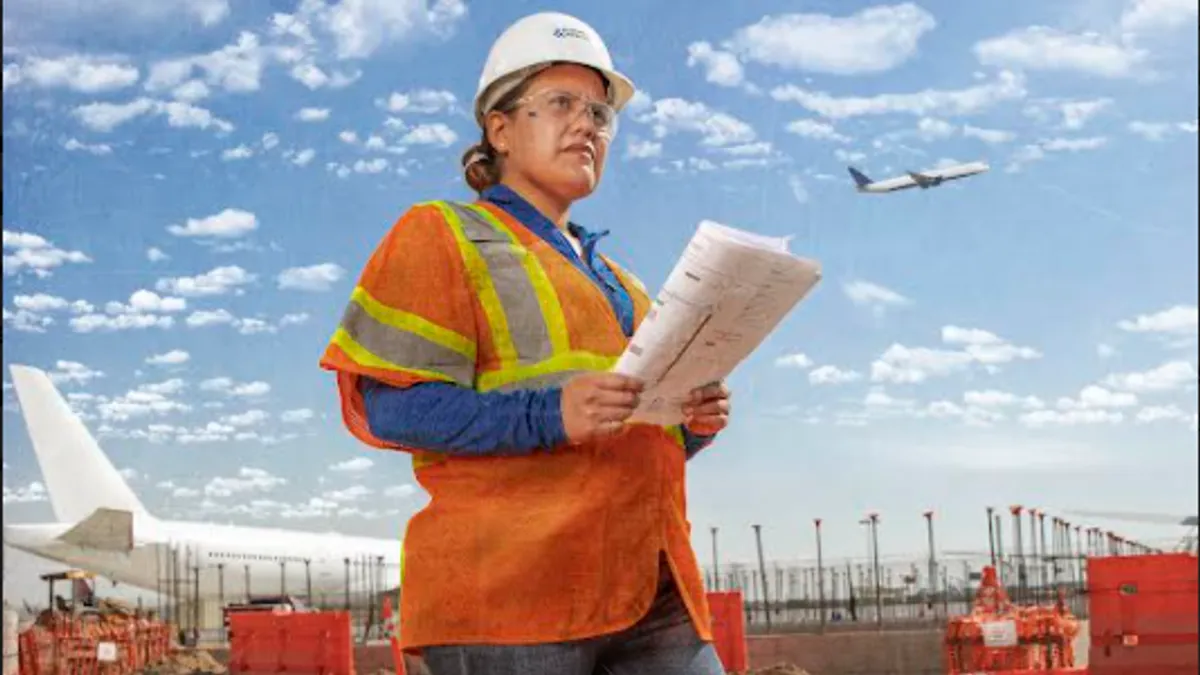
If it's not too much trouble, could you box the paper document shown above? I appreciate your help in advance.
[614,220,822,426]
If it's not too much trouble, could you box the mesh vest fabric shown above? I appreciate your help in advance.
[319,200,711,649]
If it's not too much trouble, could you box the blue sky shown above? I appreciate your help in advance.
[3,0,1198,602]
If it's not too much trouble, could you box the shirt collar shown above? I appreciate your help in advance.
[481,184,610,254]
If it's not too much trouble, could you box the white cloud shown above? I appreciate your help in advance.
[1129,121,1173,141]
[397,123,457,147]
[377,89,457,114]
[146,349,190,366]
[771,70,1026,119]
[69,313,173,333]
[962,125,1016,144]
[147,247,169,262]
[1120,0,1198,35]
[3,482,47,505]
[284,0,468,61]
[808,365,862,385]
[63,138,114,155]
[1118,305,1197,336]
[686,41,745,87]
[723,4,936,75]
[1128,120,1176,140]
[788,175,809,204]
[277,263,346,291]
[281,408,314,423]
[775,353,813,369]
[221,145,254,161]
[284,148,317,166]
[167,208,257,239]
[635,98,756,147]
[353,158,389,173]
[973,27,1146,78]
[73,98,234,134]
[200,377,270,398]
[625,138,663,160]
[1136,404,1187,423]
[1025,98,1113,130]
[843,280,911,314]
[1097,343,1117,359]
[47,361,105,386]
[786,119,851,143]
[156,265,256,297]
[1019,408,1124,427]
[204,467,285,498]
[145,31,264,96]
[331,457,373,472]
[872,326,1040,384]
[3,230,92,278]
[1103,360,1198,393]
[295,107,331,122]
[963,390,1045,409]
[1058,385,1139,409]
[5,54,139,93]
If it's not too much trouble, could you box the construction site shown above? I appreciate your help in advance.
[5,505,1196,675]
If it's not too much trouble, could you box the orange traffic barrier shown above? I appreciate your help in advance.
[1087,552,1198,675]
[706,591,748,674]
[18,615,173,675]
[228,610,354,675]
[944,565,1080,673]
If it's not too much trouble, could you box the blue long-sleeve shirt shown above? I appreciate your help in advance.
[360,185,716,460]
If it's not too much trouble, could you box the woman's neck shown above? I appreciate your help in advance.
[499,177,570,230]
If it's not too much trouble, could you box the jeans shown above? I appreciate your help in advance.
[406,556,725,675]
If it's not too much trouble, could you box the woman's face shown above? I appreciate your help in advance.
[488,64,614,204]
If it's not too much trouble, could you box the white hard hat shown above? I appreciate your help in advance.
[474,12,635,127]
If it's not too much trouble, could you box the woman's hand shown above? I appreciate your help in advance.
[682,381,731,436]
[561,373,645,444]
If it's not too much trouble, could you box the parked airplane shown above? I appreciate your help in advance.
[848,161,989,193]
[3,364,402,601]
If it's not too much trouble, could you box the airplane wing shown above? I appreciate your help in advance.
[58,507,135,552]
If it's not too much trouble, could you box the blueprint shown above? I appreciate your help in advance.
[614,220,822,426]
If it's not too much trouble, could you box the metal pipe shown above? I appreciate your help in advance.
[1011,506,1025,604]
[752,524,771,632]
[994,513,1005,586]
[986,506,997,568]
[1038,511,1049,593]
[868,513,882,629]
[1028,509,1041,603]
[815,518,826,633]
[710,527,720,592]
[924,510,938,599]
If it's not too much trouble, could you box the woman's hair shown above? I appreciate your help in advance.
[461,76,535,195]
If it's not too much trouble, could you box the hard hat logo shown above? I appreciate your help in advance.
[552,27,588,41]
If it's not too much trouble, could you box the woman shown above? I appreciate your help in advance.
[320,11,732,675]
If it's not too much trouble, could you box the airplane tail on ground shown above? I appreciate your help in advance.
[8,365,152,525]
[847,167,872,188]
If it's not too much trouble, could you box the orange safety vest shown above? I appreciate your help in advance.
[319,199,712,650]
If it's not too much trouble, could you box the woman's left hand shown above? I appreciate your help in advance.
[682,381,731,436]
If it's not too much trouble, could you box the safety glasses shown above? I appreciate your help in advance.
[515,89,619,140]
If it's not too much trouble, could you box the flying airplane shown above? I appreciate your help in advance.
[2,364,402,601]
[848,161,989,194]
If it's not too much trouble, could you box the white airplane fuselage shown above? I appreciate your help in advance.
[4,519,400,600]
[3,363,404,602]
[851,161,989,193]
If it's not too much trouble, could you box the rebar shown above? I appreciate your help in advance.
[815,518,825,633]
[752,524,771,632]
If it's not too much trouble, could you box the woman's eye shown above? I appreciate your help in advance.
[549,94,573,109]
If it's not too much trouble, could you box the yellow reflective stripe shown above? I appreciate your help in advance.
[477,351,618,392]
[466,204,572,356]
[429,201,519,371]
[331,327,458,383]
[350,285,475,361]
[666,424,686,448]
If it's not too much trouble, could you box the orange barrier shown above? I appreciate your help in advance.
[17,616,172,675]
[706,591,748,674]
[228,610,354,675]
[944,566,1080,673]
[381,596,406,675]
[1087,552,1198,675]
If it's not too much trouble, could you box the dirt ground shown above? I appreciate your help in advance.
[144,649,228,675]
[748,665,812,675]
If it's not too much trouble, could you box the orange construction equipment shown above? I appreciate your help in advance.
[1088,552,1199,674]
[17,614,171,675]
[228,610,354,675]
[944,565,1080,673]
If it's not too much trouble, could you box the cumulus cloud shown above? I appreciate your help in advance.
[167,208,257,239]
[772,70,1026,120]
[843,280,912,315]
[3,230,92,278]
[277,263,346,291]
[156,265,256,297]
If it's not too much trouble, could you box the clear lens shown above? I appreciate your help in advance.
[521,89,618,140]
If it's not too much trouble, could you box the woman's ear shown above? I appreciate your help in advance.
[485,111,510,156]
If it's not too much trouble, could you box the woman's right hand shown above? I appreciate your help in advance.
[561,372,645,444]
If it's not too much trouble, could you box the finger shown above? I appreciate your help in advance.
[693,399,731,416]
[594,374,645,392]
[587,388,641,409]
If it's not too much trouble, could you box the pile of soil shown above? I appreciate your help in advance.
[145,649,228,675]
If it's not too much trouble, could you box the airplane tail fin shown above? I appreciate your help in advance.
[847,167,872,188]
[8,364,152,525]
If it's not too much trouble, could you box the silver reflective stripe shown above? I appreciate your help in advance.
[445,202,554,364]
[340,301,475,387]
[488,369,580,393]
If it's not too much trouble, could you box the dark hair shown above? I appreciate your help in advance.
[461,76,536,194]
